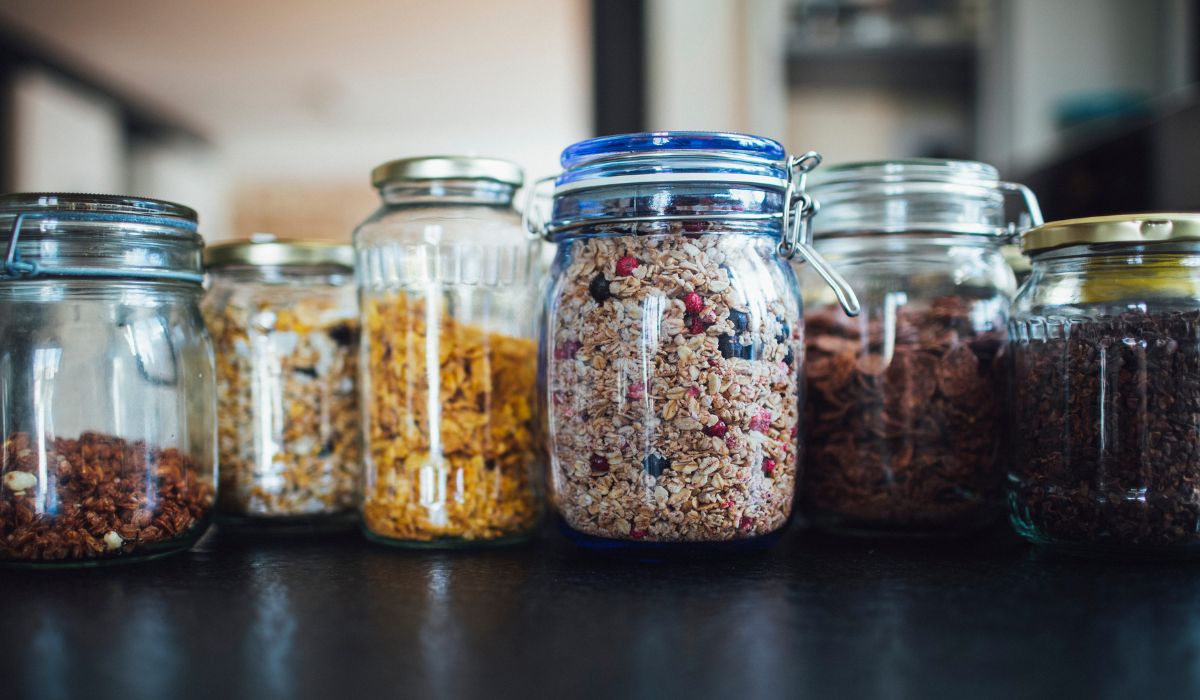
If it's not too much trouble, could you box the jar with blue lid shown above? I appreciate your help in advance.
[534,132,858,549]
[0,194,216,565]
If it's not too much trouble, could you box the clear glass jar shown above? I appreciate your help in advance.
[799,160,1041,536]
[0,194,216,565]
[355,156,543,547]
[1010,214,1200,557]
[539,132,857,549]
[203,237,359,531]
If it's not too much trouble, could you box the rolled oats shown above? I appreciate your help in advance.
[361,293,541,543]
[546,230,801,542]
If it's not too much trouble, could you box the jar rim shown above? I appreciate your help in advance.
[206,235,354,270]
[370,156,524,189]
[0,192,198,224]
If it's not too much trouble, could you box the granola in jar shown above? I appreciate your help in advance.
[547,231,802,542]
[539,132,853,547]
[360,294,540,542]
[204,238,360,528]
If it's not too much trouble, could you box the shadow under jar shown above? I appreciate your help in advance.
[0,194,216,566]
[539,132,858,550]
[355,156,544,547]
[1009,214,1200,558]
[203,237,360,532]
[798,160,1041,537]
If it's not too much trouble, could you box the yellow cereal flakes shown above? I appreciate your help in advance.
[362,292,541,542]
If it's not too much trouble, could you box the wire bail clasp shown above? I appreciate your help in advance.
[522,174,558,241]
[2,213,39,280]
[781,152,860,317]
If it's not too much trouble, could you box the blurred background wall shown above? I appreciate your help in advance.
[0,0,1196,240]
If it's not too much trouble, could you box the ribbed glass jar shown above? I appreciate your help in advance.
[354,156,543,547]
[540,132,850,550]
[1009,214,1200,557]
[799,160,1040,536]
[204,237,360,532]
[0,193,216,566]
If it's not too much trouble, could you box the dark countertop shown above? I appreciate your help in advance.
[2,524,1199,700]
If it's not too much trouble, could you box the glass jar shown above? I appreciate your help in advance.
[799,160,1041,536]
[538,132,857,549]
[203,236,359,531]
[355,156,543,547]
[1010,214,1200,557]
[0,193,215,565]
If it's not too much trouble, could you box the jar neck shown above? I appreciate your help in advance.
[209,264,353,285]
[1030,242,1200,274]
[378,179,516,208]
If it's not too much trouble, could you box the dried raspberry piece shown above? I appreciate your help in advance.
[630,529,648,540]
[704,420,728,438]
[554,340,581,360]
[748,410,772,433]
[739,516,755,531]
[683,292,704,314]
[627,382,646,401]
[724,433,737,450]
[762,458,776,476]
[686,387,701,398]
[589,454,610,474]
[615,255,639,277]
[688,315,707,335]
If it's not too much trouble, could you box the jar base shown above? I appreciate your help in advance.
[1012,519,1200,561]
[0,519,211,569]
[556,516,787,556]
[361,526,536,550]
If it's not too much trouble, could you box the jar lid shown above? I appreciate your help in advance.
[0,192,203,284]
[1021,213,1200,254]
[371,156,524,189]
[809,159,1042,239]
[205,234,354,270]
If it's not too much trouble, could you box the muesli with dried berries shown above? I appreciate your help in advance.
[362,293,541,543]
[207,296,360,522]
[0,431,213,562]
[803,296,1005,532]
[546,229,801,542]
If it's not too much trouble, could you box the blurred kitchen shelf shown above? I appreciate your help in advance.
[787,41,977,92]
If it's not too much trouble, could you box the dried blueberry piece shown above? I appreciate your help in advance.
[318,440,334,457]
[642,454,671,477]
[729,309,750,333]
[328,323,356,346]
[783,346,794,365]
[776,321,790,344]
[730,341,754,360]
[294,367,318,378]
[717,334,735,359]
[589,273,611,303]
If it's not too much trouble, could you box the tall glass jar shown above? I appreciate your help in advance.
[1010,214,1200,557]
[203,237,359,531]
[539,132,858,550]
[0,194,216,565]
[355,156,543,547]
[798,160,1041,536]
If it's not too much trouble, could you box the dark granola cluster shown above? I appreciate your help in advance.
[803,296,1006,532]
[1010,310,1200,550]
[0,432,214,562]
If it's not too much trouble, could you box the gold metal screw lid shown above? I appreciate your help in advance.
[1021,213,1200,254]
[370,156,525,189]
[204,233,354,270]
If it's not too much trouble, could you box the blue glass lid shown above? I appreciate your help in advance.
[555,131,790,192]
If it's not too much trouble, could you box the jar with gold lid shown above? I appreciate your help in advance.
[203,235,360,531]
[1010,213,1200,557]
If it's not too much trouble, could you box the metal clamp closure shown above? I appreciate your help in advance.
[781,153,860,316]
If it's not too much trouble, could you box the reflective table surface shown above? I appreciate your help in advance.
[2,525,1198,699]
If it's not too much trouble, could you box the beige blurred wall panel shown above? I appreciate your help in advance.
[230,183,377,243]
[12,68,124,193]
[0,0,591,201]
